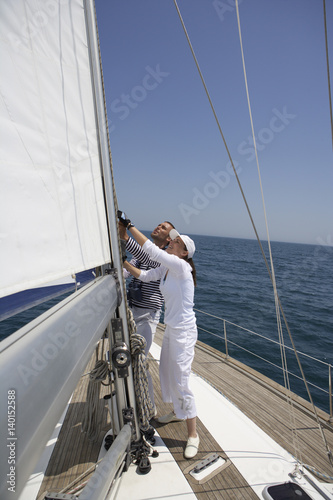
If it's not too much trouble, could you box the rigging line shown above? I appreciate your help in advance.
[171,2,296,385]
[234,0,303,464]
[323,0,333,154]
[91,0,129,285]
[173,0,333,468]
[172,0,281,300]
[93,3,134,298]
[236,0,332,469]
[172,0,264,256]
[172,0,287,320]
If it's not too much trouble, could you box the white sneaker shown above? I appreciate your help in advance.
[157,411,184,424]
[184,435,200,459]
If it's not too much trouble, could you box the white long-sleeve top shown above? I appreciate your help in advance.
[138,240,196,330]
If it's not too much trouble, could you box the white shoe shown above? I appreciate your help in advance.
[157,411,184,424]
[184,435,200,459]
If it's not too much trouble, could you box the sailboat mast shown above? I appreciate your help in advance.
[83,0,140,439]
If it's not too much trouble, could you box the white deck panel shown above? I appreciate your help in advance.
[107,433,197,500]
[150,342,333,500]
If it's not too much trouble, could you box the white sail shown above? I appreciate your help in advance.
[0,0,111,298]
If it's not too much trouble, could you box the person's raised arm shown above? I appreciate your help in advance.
[123,258,164,282]
[128,226,148,247]
[123,260,141,278]
[126,237,159,267]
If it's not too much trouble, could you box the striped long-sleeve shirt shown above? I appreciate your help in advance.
[125,237,164,310]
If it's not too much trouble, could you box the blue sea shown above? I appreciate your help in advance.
[1,235,332,414]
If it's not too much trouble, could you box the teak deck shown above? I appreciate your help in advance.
[37,324,333,500]
[37,341,112,499]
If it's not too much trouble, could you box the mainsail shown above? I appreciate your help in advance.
[0,0,111,298]
[0,2,139,499]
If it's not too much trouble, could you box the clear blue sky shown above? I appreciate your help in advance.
[95,0,333,246]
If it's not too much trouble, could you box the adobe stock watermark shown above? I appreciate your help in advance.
[16,278,115,387]
[178,106,296,224]
[53,65,170,178]
[108,65,170,132]
[17,320,81,386]
[54,64,168,176]
[212,0,244,22]
[237,107,296,162]
[178,161,242,224]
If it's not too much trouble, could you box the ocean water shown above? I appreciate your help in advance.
[193,235,333,414]
[1,235,332,413]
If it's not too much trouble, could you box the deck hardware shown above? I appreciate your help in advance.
[130,429,159,476]
[111,342,131,377]
[123,406,135,425]
[142,425,156,444]
[193,453,219,474]
[104,434,114,451]
[111,318,131,377]
[138,456,151,474]
[111,317,125,343]
[187,453,228,483]
[289,464,302,480]
[262,482,313,500]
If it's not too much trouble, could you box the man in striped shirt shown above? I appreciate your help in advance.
[119,220,175,411]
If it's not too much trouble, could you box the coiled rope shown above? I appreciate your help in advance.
[81,299,154,441]
[130,332,155,432]
[81,344,109,442]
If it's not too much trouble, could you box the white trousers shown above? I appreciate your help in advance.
[131,306,161,407]
[159,324,197,420]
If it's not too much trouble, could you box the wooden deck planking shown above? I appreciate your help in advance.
[150,357,258,499]
[37,341,111,499]
[153,325,333,480]
[37,324,333,499]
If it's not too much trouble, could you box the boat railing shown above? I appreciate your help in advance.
[194,308,333,419]
[78,424,132,500]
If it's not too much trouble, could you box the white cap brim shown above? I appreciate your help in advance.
[169,229,195,258]
[169,228,180,240]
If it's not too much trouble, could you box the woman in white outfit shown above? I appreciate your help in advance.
[122,221,199,459]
